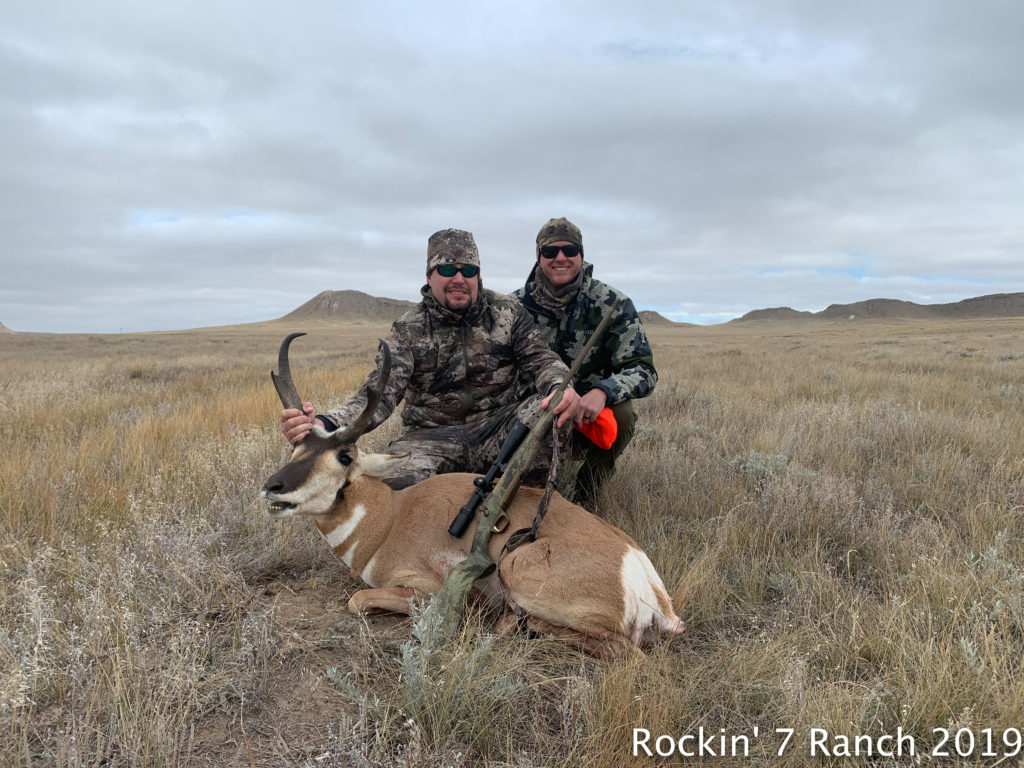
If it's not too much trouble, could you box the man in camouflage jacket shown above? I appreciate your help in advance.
[512,217,657,507]
[280,228,580,489]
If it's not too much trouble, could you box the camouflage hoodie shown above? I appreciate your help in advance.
[323,286,570,432]
[511,262,657,404]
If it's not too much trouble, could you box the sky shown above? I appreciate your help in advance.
[2,1,1022,333]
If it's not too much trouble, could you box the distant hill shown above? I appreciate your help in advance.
[0,321,13,334]
[733,307,815,323]
[935,293,1024,318]
[818,298,936,320]
[639,310,691,327]
[733,293,1024,323]
[280,290,416,323]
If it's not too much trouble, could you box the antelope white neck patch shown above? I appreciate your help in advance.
[323,503,367,552]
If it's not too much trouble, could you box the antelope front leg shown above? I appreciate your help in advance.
[348,586,418,615]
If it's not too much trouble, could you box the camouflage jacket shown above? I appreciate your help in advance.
[322,286,570,432]
[511,263,657,404]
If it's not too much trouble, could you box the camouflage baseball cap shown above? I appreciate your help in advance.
[427,229,480,274]
[536,217,583,255]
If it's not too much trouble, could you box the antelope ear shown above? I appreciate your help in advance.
[355,452,411,478]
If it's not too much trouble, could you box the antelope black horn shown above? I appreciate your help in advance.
[337,340,392,441]
[271,332,307,410]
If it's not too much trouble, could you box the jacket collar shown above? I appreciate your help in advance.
[524,262,593,313]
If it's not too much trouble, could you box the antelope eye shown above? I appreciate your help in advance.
[338,452,352,466]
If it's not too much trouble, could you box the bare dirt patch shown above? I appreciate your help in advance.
[190,575,410,767]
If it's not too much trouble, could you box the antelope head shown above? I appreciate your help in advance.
[261,333,400,518]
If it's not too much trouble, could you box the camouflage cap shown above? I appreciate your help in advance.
[427,229,480,274]
[536,217,583,256]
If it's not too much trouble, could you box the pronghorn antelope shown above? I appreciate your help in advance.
[261,334,684,660]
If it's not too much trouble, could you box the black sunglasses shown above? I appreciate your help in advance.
[435,264,479,278]
[539,244,581,259]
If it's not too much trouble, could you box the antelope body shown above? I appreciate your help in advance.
[263,334,684,659]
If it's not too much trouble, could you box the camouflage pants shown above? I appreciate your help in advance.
[379,394,570,490]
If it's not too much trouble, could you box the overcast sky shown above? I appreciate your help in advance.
[2,1,1022,333]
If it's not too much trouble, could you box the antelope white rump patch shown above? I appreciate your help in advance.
[620,548,664,644]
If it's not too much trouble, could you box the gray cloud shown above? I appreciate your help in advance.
[1,1,1022,332]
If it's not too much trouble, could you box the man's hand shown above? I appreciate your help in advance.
[541,387,581,429]
[280,401,323,444]
[576,388,608,426]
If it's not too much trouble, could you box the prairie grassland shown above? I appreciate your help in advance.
[2,317,1024,766]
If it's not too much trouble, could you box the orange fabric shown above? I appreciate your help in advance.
[575,407,618,449]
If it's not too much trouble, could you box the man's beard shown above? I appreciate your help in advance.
[442,285,477,313]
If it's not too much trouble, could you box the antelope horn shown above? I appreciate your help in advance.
[337,340,391,442]
[271,332,307,410]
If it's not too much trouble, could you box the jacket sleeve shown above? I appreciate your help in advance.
[511,304,571,396]
[594,297,658,403]
[321,319,414,434]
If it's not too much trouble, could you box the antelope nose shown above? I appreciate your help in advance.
[263,479,284,494]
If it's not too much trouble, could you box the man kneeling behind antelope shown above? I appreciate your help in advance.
[262,336,684,660]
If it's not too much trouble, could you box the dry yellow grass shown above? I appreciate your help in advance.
[2,316,1024,766]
